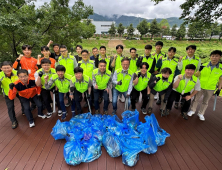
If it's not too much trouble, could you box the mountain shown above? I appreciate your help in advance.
[88,13,184,28]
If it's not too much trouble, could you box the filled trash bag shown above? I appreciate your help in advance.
[122,148,139,167]
[121,110,140,129]
[102,132,122,157]
[51,120,70,140]
[82,138,102,162]
[65,128,84,142]
[63,141,86,166]
[149,114,170,146]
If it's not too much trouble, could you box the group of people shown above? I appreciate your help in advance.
[1,40,222,129]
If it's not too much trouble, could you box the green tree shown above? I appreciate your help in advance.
[0,0,93,61]
[81,20,96,39]
[159,19,170,36]
[127,24,135,38]
[149,19,160,39]
[108,23,116,37]
[219,24,222,40]
[117,23,125,37]
[137,19,149,39]
[187,23,197,39]
[152,0,222,27]
[170,24,177,37]
[207,22,220,40]
[176,24,186,39]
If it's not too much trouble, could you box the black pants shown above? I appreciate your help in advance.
[41,88,61,113]
[130,87,148,110]
[20,95,43,123]
[4,94,24,123]
[93,89,109,111]
[74,89,92,114]
[166,90,191,113]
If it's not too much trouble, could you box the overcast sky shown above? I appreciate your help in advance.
[35,0,185,19]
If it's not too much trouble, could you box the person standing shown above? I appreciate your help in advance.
[188,50,222,121]
[75,45,83,62]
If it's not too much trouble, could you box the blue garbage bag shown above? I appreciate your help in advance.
[121,109,140,129]
[82,138,102,162]
[120,133,147,167]
[51,120,70,140]
[137,119,157,154]
[149,114,170,146]
[65,128,84,142]
[63,141,86,166]
[102,132,122,157]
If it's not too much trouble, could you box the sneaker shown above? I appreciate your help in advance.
[12,121,18,129]
[104,111,108,115]
[141,108,147,115]
[181,112,188,120]
[72,111,75,117]
[38,114,46,119]
[160,110,165,117]
[95,110,100,114]
[119,95,125,102]
[58,110,62,116]
[29,122,35,128]
[61,112,67,120]
[156,100,161,105]
[187,111,195,117]
[65,100,71,107]
[154,93,158,100]
[148,107,152,114]
[174,103,179,109]
[197,113,205,121]
[165,109,170,116]
[46,112,52,118]
[112,110,116,115]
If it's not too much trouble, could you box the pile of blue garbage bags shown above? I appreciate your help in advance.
[51,110,170,167]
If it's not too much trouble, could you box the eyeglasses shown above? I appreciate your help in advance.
[1,67,11,70]
[60,50,67,53]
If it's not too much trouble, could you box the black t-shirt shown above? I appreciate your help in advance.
[50,53,61,61]
[75,55,82,62]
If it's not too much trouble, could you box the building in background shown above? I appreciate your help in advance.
[91,20,115,34]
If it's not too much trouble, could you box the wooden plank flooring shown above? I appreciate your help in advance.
[0,95,222,170]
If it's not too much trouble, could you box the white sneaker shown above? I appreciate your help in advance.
[197,113,205,121]
[29,122,35,128]
[58,110,62,116]
[46,112,52,118]
[38,114,47,119]
[154,93,158,100]
[187,111,195,117]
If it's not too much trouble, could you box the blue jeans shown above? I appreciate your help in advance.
[112,88,131,111]
[20,95,43,123]
[94,89,109,111]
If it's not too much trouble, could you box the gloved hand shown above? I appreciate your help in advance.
[70,87,75,93]
[163,99,167,103]
[117,80,122,85]
[87,93,91,99]
[38,71,44,77]
[156,77,161,82]
[9,83,15,90]
[147,94,150,100]
[215,89,221,96]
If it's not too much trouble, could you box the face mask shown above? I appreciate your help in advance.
[162,77,168,80]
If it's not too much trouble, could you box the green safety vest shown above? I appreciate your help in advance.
[141,55,155,72]
[99,56,110,70]
[71,74,90,93]
[52,73,72,93]
[0,70,19,96]
[78,60,94,80]
[115,68,133,92]
[114,54,124,71]
[58,55,76,76]
[181,55,200,74]
[134,71,151,91]
[129,58,138,73]
[153,74,173,92]
[176,75,197,93]
[154,51,166,71]
[160,57,178,74]
[200,62,222,90]
[93,68,111,90]
[37,68,56,89]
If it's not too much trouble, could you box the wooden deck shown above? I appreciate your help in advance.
[0,95,222,170]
